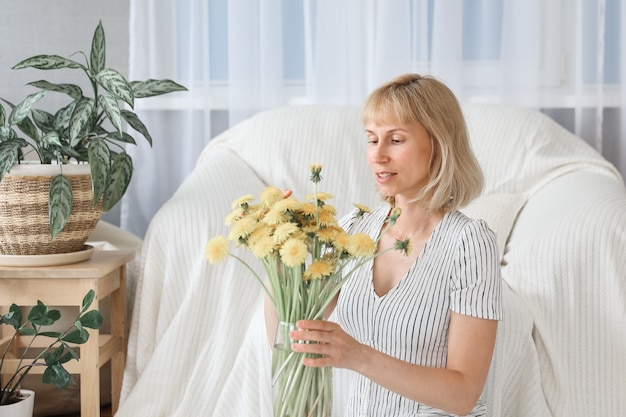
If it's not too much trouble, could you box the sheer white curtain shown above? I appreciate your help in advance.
[123,0,624,237]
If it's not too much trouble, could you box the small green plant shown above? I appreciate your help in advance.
[0,289,103,405]
[0,20,187,238]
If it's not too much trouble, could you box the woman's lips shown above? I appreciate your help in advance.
[375,172,395,182]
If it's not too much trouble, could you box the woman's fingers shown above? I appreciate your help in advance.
[290,320,335,343]
[288,320,356,368]
[289,334,336,368]
[295,319,335,331]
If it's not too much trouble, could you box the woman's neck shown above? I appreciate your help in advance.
[389,199,444,240]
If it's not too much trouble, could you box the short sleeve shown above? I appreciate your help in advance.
[450,219,503,320]
[338,206,362,231]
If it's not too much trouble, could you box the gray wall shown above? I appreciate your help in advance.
[1,1,129,104]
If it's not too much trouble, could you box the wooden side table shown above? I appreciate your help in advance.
[0,249,135,417]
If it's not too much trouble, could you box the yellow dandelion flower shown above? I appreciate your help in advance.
[309,164,323,183]
[205,236,230,264]
[225,208,244,225]
[354,203,372,216]
[264,198,303,224]
[347,233,376,257]
[246,204,264,220]
[279,238,308,267]
[315,227,338,243]
[291,229,308,242]
[273,198,303,213]
[305,191,333,202]
[303,259,334,280]
[332,230,350,251]
[250,236,276,259]
[322,225,344,240]
[228,216,257,242]
[274,222,300,244]
[387,207,402,225]
[321,203,337,216]
[301,224,318,235]
[231,194,255,210]
[260,186,284,208]
[300,202,316,217]
[318,210,337,227]
[248,224,273,246]
[264,207,289,225]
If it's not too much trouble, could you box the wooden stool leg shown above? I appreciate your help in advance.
[81,280,101,417]
[110,265,128,414]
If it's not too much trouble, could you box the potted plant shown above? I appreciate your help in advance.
[0,20,186,254]
[0,289,102,415]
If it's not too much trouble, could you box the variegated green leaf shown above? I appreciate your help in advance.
[0,140,23,180]
[120,110,151,146]
[90,21,106,74]
[31,109,55,132]
[49,174,73,239]
[16,115,40,142]
[106,131,136,144]
[13,55,85,71]
[0,102,5,125]
[130,79,188,98]
[28,80,83,100]
[0,126,17,141]
[42,131,62,147]
[65,145,85,160]
[98,93,122,134]
[38,149,54,164]
[54,101,77,130]
[87,138,111,203]
[9,91,46,125]
[95,68,133,107]
[69,98,95,145]
[102,152,132,211]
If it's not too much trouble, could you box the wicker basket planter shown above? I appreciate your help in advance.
[0,164,102,256]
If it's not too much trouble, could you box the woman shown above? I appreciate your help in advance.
[267,73,502,416]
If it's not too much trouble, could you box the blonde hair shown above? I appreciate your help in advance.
[362,73,484,212]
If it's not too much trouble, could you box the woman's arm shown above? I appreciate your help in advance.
[290,312,498,416]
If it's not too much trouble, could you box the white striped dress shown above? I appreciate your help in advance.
[333,205,503,417]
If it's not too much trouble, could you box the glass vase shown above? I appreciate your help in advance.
[272,321,332,417]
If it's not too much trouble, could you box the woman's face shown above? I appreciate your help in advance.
[365,120,433,203]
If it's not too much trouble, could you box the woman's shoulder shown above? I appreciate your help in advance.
[442,210,496,243]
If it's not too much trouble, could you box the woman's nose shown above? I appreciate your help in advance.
[370,144,389,163]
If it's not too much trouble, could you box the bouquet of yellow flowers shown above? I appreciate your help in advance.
[206,165,409,417]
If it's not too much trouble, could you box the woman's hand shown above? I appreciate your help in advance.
[289,319,362,369]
